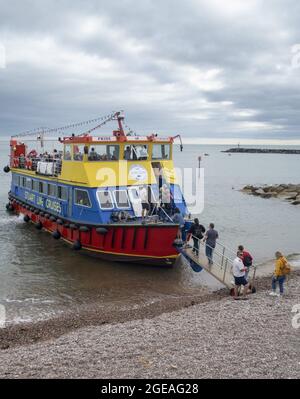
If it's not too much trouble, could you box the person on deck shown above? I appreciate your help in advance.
[139,185,150,221]
[124,146,131,160]
[88,148,98,161]
[172,208,185,240]
[187,218,205,256]
[269,251,291,296]
[160,184,173,216]
[204,223,219,265]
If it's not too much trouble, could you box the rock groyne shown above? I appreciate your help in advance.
[242,184,300,205]
[223,148,300,154]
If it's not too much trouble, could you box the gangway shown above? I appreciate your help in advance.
[176,235,257,292]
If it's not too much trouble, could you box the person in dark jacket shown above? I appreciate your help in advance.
[187,218,205,256]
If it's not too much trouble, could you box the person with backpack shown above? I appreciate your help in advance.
[232,251,250,300]
[269,251,291,296]
[187,218,205,256]
[238,245,253,281]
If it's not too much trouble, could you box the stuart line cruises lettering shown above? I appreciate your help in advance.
[24,191,62,214]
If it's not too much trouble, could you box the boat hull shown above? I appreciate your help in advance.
[8,197,179,267]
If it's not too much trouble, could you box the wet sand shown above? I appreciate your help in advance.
[0,267,299,379]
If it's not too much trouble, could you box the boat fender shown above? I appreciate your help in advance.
[44,213,50,219]
[56,219,64,225]
[49,216,57,222]
[3,166,10,173]
[34,210,40,215]
[39,212,45,217]
[79,226,89,232]
[72,240,82,251]
[24,215,30,223]
[70,224,78,230]
[6,203,14,212]
[96,227,108,234]
[52,230,61,240]
[30,207,35,212]
[64,223,70,228]
[35,222,43,230]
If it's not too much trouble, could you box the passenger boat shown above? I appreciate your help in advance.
[4,112,189,266]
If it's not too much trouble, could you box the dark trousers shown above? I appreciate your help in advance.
[205,245,214,264]
[192,237,199,255]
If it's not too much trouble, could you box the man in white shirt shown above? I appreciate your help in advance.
[232,251,250,299]
[139,185,150,221]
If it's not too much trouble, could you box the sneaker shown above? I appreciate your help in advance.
[269,291,279,297]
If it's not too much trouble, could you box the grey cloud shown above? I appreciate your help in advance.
[0,0,300,139]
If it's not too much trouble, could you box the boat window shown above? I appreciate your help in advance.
[57,185,68,201]
[88,145,119,161]
[74,189,91,207]
[48,183,57,198]
[38,181,47,194]
[26,178,31,189]
[73,144,85,161]
[97,190,114,210]
[20,177,26,187]
[124,145,148,161]
[113,190,130,209]
[152,144,171,160]
[12,174,19,186]
[64,145,72,161]
[32,180,39,192]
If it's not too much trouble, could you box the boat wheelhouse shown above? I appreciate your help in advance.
[5,112,189,266]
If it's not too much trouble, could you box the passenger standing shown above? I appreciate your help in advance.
[269,251,291,296]
[160,184,173,215]
[187,218,205,256]
[124,146,131,160]
[172,208,185,240]
[204,223,219,265]
[238,245,253,281]
[232,251,250,299]
[139,185,150,221]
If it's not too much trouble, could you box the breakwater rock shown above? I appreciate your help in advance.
[242,184,300,205]
[223,148,300,154]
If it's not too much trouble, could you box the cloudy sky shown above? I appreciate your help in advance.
[1,0,300,143]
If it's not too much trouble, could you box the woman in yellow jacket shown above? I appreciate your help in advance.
[269,251,290,296]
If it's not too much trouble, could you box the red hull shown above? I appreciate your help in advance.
[10,200,179,266]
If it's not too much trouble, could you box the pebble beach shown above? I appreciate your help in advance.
[0,268,299,379]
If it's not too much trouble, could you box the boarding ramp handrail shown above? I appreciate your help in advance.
[183,235,256,289]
